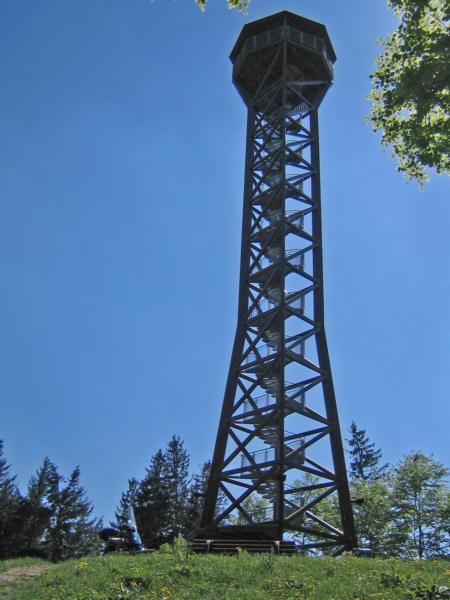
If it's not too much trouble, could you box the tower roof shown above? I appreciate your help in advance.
[230,11,336,64]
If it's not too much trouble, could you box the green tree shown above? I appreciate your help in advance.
[163,436,191,541]
[195,0,249,13]
[133,437,200,547]
[388,452,449,559]
[185,460,210,532]
[135,449,170,548]
[290,473,341,555]
[227,494,270,526]
[43,461,101,562]
[115,477,139,534]
[0,440,21,559]
[350,477,394,556]
[15,457,53,557]
[347,421,387,481]
[369,0,450,184]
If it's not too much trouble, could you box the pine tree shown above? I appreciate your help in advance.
[345,423,394,555]
[115,477,139,533]
[347,422,387,481]
[163,436,190,541]
[135,449,170,548]
[185,461,211,532]
[43,461,101,562]
[15,457,53,557]
[132,437,193,548]
[0,440,21,559]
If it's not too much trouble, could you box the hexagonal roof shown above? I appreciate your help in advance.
[230,11,336,64]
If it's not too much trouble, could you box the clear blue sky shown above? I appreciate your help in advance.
[1,0,448,523]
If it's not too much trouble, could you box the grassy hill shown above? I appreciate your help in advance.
[0,550,449,600]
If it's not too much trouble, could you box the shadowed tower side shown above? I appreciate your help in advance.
[194,11,356,555]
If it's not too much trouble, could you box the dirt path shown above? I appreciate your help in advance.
[0,564,50,586]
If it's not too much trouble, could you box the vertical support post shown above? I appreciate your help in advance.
[310,110,357,548]
[201,108,256,527]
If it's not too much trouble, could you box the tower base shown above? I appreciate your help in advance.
[190,526,298,554]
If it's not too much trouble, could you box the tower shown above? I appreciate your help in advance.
[194,11,356,554]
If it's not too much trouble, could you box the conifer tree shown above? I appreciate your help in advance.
[347,422,387,481]
[134,449,170,548]
[345,423,392,555]
[15,457,53,557]
[131,437,196,547]
[163,436,190,541]
[0,440,20,559]
[115,477,139,533]
[42,461,101,562]
[185,461,211,532]
[0,440,18,499]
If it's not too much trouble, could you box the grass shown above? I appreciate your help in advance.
[0,556,47,574]
[0,546,449,600]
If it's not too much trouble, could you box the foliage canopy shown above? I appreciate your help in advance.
[389,452,449,559]
[195,0,249,13]
[369,0,450,184]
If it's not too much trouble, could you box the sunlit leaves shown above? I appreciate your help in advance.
[195,0,250,14]
[369,0,450,185]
